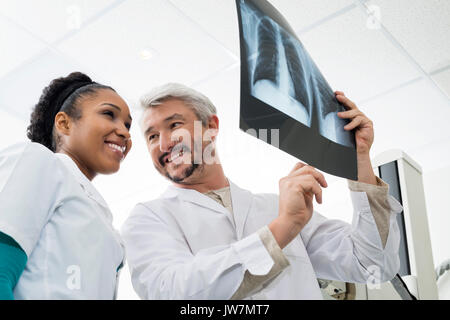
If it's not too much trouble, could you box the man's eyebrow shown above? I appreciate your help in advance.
[164,113,185,123]
[144,113,185,137]
[144,125,154,137]
[100,103,132,121]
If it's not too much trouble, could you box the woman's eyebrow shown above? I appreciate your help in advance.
[100,103,132,121]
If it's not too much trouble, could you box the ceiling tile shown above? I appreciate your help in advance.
[269,0,356,32]
[298,7,421,103]
[169,0,358,62]
[0,16,45,78]
[168,0,240,57]
[0,49,90,120]
[432,67,450,100]
[56,0,237,101]
[408,137,450,174]
[371,0,450,73]
[362,78,450,172]
[0,0,117,44]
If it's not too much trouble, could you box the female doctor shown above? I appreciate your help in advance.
[0,72,132,299]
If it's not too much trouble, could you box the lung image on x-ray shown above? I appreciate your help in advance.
[239,0,354,148]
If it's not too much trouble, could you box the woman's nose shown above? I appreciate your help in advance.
[117,123,131,140]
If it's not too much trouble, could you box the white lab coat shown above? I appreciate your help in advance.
[0,142,124,299]
[121,179,402,300]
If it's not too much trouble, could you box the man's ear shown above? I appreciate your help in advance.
[208,115,219,130]
[54,112,72,136]
[207,115,219,141]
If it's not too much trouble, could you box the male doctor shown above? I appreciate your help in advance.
[121,83,402,300]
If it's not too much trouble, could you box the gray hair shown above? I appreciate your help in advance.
[140,83,217,126]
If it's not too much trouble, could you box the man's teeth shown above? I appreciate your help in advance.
[168,150,184,163]
[107,143,125,153]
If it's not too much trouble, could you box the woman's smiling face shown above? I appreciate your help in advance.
[56,88,133,180]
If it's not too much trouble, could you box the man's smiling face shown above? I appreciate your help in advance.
[141,98,208,184]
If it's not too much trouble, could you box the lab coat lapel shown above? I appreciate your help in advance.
[163,182,252,238]
[229,181,252,240]
[79,181,110,211]
[55,153,110,212]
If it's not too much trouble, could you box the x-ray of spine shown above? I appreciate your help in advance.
[240,0,354,148]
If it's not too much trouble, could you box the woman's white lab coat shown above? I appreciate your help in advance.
[0,142,124,299]
[121,180,402,300]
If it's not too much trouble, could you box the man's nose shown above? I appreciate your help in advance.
[159,131,179,153]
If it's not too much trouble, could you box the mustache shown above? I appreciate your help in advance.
[158,143,192,167]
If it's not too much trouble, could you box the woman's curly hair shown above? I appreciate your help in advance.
[27,72,114,152]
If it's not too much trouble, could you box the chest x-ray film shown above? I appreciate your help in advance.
[236,0,357,180]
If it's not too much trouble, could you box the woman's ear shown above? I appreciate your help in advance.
[54,112,72,136]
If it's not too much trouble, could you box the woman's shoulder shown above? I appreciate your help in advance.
[0,141,63,177]
[0,141,54,159]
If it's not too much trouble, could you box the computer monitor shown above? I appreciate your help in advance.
[365,150,438,299]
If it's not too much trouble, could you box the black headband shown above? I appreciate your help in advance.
[54,81,96,114]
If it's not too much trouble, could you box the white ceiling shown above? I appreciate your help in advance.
[372,0,450,73]
[0,0,449,299]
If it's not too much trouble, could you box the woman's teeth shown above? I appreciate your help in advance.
[107,143,126,153]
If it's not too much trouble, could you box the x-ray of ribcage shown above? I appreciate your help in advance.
[240,0,354,148]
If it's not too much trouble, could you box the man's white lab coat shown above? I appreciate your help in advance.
[121,180,402,300]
